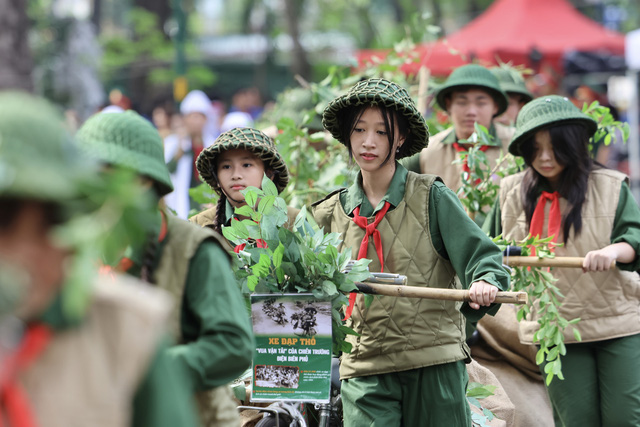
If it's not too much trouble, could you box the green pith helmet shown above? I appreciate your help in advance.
[75,111,173,196]
[0,91,94,200]
[322,78,429,159]
[197,127,289,193]
[509,95,598,156]
[490,67,533,103]
[435,64,509,116]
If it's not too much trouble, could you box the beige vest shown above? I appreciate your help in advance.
[419,124,514,192]
[312,173,469,379]
[154,212,239,427]
[21,275,172,427]
[500,169,640,344]
[190,205,300,251]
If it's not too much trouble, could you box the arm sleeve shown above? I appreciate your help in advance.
[482,198,503,238]
[167,240,254,391]
[610,181,640,271]
[132,339,199,427]
[398,151,421,173]
[429,182,510,322]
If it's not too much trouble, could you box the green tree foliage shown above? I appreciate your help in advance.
[100,7,216,90]
[223,176,371,354]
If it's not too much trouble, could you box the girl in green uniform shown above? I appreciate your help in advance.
[76,111,253,427]
[311,78,511,426]
[484,95,640,427]
[190,127,299,248]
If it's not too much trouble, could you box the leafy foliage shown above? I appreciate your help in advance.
[493,235,581,385]
[581,100,630,150]
[52,169,156,319]
[100,8,216,90]
[467,382,497,426]
[455,123,524,220]
[223,176,371,354]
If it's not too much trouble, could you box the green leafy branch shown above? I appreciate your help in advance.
[222,175,371,354]
[53,169,157,319]
[582,100,630,150]
[455,123,523,221]
[493,235,581,385]
[467,382,497,427]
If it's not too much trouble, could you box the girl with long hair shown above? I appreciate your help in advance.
[312,78,511,426]
[484,95,640,426]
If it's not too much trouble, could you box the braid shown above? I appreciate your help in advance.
[140,230,159,284]
[213,193,228,235]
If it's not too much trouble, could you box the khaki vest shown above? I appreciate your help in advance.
[500,169,640,344]
[190,205,300,251]
[154,212,239,427]
[312,173,470,379]
[21,275,172,427]
[419,124,514,192]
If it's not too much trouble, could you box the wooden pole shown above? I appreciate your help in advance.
[504,256,616,269]
[355,282,527,304]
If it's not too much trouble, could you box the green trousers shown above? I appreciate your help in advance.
[341,361,471,427]
[540,333,640,427]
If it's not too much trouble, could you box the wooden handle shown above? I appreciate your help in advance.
[355,282,527,304]
[505,256,616,269]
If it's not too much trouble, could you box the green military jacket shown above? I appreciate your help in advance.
[312,164,509,379]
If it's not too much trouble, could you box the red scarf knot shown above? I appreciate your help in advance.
[344,201,391,321]
[529,191,561,256]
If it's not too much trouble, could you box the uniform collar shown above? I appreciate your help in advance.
[343,162,408,217]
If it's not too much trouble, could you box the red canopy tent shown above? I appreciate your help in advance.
[358,0,626,76]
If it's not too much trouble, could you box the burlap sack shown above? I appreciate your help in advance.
[472,304,554,427]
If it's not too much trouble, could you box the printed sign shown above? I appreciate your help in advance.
[250,294,332,402]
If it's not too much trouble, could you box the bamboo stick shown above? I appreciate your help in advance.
[504,256,616,269]
[355,282,527,304]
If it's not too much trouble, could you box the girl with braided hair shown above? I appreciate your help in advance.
[190,127,299,249]
[75,111,253,427]
[312,78,511,426]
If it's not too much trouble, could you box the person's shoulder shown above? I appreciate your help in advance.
[189,206,218,228]
[311,188,345,209]
[91,273,172,333]
[501,170,526,188]
[424,128,453,149]
[590,167,629,185]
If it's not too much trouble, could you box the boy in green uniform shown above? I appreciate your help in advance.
[0,92,196,426]
[491,66,534,127]
[76,111,253,427]
[401,64,511,192]
[312,79,511,426]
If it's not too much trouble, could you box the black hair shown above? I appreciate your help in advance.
[337,104,411,166]
[0,198,65,231]
[520,123,597,243]
[213,192,227,235]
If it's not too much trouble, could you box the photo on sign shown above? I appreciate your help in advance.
[255,365,300,389]
[252,296,332,337]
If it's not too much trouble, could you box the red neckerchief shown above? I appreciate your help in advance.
[231,217,268,253]
[344,202,391,321]
[529,191,561,256]
[452,142,489,184]
[0,324,52,427]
